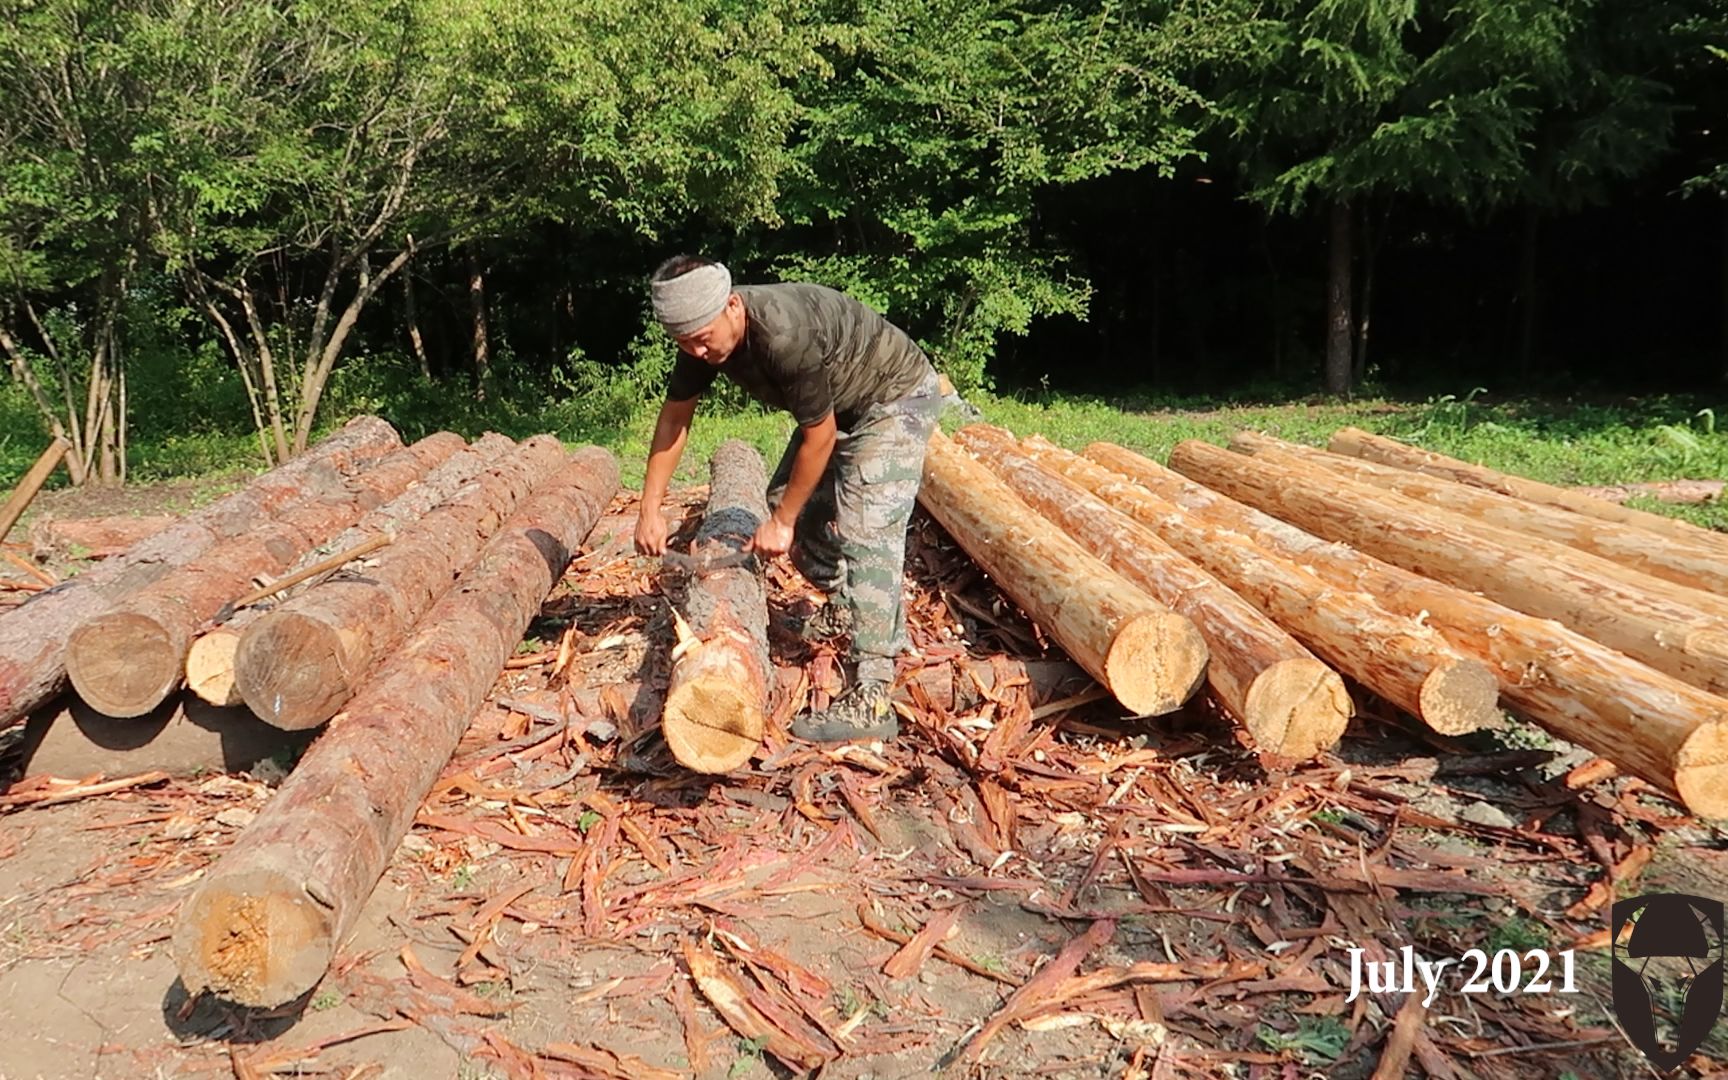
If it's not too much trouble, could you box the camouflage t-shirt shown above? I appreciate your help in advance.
[664,283,931,430]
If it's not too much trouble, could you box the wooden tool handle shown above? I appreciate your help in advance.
[231,532,393,610]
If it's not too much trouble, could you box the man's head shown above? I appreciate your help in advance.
[651,254,746,364]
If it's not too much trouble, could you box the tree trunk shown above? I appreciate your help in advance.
[0,416,402,729]
[918,431,1206,717]
[233,435,566,730]
[186,433,518,709]
[1325,199,1354,398]
[663,440,772,774]
[0,319,82,482]
[1080,441,1728,817]
[0,436,72,543]
[1353,201,1384,386]
[1328,427,1728,560]
[18,697,311,782]
[955,426,1351,759]
[403,265,430,380]
[468,253,490,400]
[1234,431,1728,600]
[1032,437,1499,737]
[173,447,619,1008]
[1166,439,1728,697]
[63,435,463,718]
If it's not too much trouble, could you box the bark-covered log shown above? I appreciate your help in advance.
[955,426,1351,758]
[0,435,71,542]
[17,696,311,780]
[1166,439,1728,697]
[226,436,564,730]
[182,434,517,710]
[1017,435,1499,738]
[1235,430,1728,608]
[1328,426,1728,559]
[1084,441,1728,816]
[918,431,1207,717]
[0,416,402,728]
[63,434,463,718]
[173,447,618,1007]
[662,440,771,774]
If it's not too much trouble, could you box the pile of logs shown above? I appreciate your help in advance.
[927,423,1728,817]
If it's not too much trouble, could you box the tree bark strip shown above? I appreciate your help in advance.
[1236,431,1728,606]
[233,435,568,730]
[1019,435,1498,738]
[64,434,463,718]
[0,416,402,729]
[955,425,1351,758]
[1328,427,1728,559]
[918,431,1207,717]
[662,440,771,774]
[1083,441,1728,816]
[173,447,618,1007]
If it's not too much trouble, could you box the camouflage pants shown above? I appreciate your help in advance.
[769,366,943,685]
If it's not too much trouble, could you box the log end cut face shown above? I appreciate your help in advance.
[663,681,764,775]
[1102,611,1209,718]
[1676,722,1728,821]
[174,873,336,1008]
[1242,658,1352,760]
[236,612,359,731]
[185,629,244,708]
[1416,659,1501,736]
[65,611,180,718]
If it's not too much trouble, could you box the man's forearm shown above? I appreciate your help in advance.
[642,406,693,513]
[774,422,836,525]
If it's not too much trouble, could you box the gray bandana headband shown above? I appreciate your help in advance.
[652,263,732,336]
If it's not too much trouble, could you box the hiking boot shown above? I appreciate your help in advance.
[791,679,898,744]
[798,601,852,644]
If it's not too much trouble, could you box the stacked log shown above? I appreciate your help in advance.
[228,436,569,730]
[173,446,619,1007]
[954,425,1351,759]
[661,440,772,773]
[0,416,402,727]
[918,431,1208,718]
[1328,426,1728,559]
[1233,431,1728,602]
[184,433,518,708]
[63,434,463,718]
[1014,436,1498,737]
[1166,439,1728,698]
[1083,441,1728,816]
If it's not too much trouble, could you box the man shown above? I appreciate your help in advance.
[633,255,943,743]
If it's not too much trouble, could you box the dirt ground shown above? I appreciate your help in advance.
[2,484,1727,1080]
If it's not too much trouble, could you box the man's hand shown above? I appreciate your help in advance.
[746,513,795,558]
[634,507,669,556]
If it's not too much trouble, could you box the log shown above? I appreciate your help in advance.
[29,514,179,561]
[1572,479,1723,505]
[955,426,1351,758]
[1327,426,1728,557]
[1082,441,1728,816]
[0,435,71,542]
[0,416,402,727]
[232,435,568,730]
[918,431,1206,717]
[1234,431,1728,605]
[63,434,464,718]
[17,696,312,780]
[1015,435,1497,737]
[662,440,771,773]
[173,447,617,1006]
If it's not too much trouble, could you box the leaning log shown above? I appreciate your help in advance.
[1017,436,1497,737]
[1166,439,1728,698]
[173,447,619,1007]
[1084,441,1728,816]
[0,416,402,727]
[1234,430,1728,606]
[955,426,1350,758]
[0,435,72,542]
[662,440,771,773]
[231,436,567,730]
[63,434,463,718]
[1328,426,1728,559]
[918,431,1207,717]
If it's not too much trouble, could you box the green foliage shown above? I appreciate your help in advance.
[1256,1015,1350,1064]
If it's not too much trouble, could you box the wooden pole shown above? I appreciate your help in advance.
[1082,440,1728,816]
[918,431,1207,717]
[955,426,1351,759]
[662,440,771,773]
[1327,426,1728,559]
[0,435,71,543]
[1016,435,1498,737]
[174,447,618,1007]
